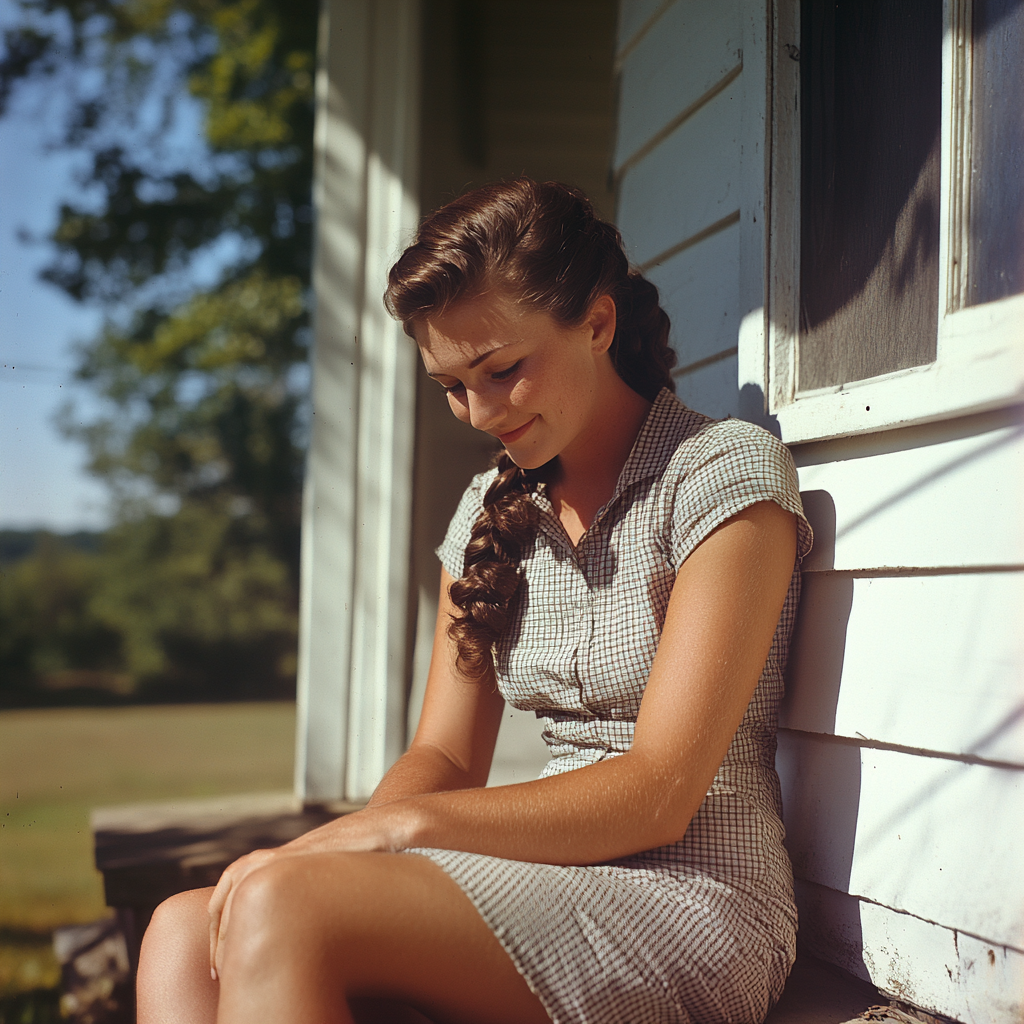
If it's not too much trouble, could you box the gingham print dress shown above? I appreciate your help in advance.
[409,390,813,1024]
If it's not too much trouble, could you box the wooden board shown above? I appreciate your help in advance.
[646,221,741,369]
[777,733,1024,949]
[795,879,1024,1024]
[615,0,741,170]
[617,76,741,268]
[674,351,740,420]
[795,422,1024,570]
[617,0,675,56]
[783,571,1024,763]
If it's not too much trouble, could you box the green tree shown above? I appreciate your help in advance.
[1,0,318,698]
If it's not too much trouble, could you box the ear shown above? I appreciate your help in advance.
[587,294,617,355]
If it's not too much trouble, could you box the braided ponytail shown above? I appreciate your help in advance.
[385,178,676,679]
[447,453,538,679]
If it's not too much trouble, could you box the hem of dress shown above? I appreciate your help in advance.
[400,848,562,1024]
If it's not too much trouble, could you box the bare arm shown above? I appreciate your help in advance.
[209,500,796,968]
[293,499,796,863]
[367,584,507,805]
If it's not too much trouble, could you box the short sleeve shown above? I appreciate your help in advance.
[435,469,497,579]
[668,419,813,571]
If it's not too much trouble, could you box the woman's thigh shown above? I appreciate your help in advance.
[212,850,551,1024]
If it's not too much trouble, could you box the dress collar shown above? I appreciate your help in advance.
[608,388,687,498]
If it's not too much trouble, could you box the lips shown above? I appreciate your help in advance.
[497,417,536,445]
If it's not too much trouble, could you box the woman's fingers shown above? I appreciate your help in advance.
[208,849,275,977]
[207,862,235,979]
[204,809,409,976]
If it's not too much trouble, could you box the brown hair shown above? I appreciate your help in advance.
[385,178,675,679]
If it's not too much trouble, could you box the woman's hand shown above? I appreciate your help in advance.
[207,802,421,977]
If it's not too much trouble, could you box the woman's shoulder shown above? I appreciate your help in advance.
[436,466,499,579]
[653,399,810,565]
[652,394,794,478]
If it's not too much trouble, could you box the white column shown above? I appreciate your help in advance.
[296,0,421,805]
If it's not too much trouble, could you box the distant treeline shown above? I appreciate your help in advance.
[0,0,318,709]
[0,524,297,708]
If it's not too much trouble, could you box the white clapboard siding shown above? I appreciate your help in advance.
[795,422,1024,570]
[645,221,740,369]
[783,572,1024,764]
[674,352,740,420]
[614,0,740,170]
[617,76,741,269]
[795,879,1024,1024]
[777,733,1024,949]
[617,0,675,57]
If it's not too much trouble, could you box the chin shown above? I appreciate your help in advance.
[506,448,558,473]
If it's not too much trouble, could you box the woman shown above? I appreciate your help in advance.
[137,179,812,1024]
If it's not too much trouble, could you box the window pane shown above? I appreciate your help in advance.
[968,0,1024,306]
[798,0,941,391]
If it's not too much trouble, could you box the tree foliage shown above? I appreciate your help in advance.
[0,0,319,700]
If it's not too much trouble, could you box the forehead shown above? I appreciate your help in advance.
[414,291,532,373]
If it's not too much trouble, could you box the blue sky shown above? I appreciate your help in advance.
[0,78,110,532]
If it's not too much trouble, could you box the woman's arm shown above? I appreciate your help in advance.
[286,499,797,863]
[367,585,507,805]
[209,500,796,968]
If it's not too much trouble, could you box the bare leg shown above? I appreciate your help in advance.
[137,888,218,1024]
[137,853,551,1024]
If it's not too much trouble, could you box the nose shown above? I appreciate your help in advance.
[464,387,505,433]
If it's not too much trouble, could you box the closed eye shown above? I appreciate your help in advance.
[490,359,522,382]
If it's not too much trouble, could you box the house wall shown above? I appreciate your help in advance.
[613,1,1024,1021]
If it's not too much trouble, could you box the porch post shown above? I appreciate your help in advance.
[295,0,421,804]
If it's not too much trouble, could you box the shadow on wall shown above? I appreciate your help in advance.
[776,488,866,974]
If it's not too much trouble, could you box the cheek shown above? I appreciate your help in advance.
[508,378,538,406]
[447,392,471,422]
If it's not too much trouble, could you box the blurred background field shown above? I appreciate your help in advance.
[0,702,294,1005]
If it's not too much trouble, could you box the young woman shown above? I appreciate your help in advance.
[136,179,812,1024]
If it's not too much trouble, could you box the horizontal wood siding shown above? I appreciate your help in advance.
[617,0,675,57]
[795,879,1024,1024]
[795,421,1024,570]
[778,732,1024,949]
[673,353,741,420]
[614,0,741,171]
[784,411,1024,1018]
[783,571,1024,762]
[646,220,741,370]
[617,75,741,269]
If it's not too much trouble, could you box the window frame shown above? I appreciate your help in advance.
[765,0,1024,444]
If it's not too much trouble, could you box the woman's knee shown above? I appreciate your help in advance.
[216,856,318,977]
[143,887,211,956]
[137,887,218,1022]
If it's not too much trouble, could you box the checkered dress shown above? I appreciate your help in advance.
[410,390,813,1024]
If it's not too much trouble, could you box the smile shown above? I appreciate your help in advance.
[497,417,536,445]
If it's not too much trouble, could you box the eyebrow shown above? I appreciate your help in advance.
[425,342,515,378]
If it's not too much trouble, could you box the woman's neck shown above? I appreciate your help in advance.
[547,377,653,546]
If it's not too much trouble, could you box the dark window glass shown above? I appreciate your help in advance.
[799,0,941,390]
[968,0,1024,306]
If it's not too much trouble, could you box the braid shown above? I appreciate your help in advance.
[447,452,539,680]
[610,271,676,400]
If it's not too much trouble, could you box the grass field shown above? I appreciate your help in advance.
[0,702,295,998]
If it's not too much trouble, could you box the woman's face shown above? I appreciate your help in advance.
[414,290,617,470]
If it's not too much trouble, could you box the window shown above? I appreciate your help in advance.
[767,0,1024,443]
